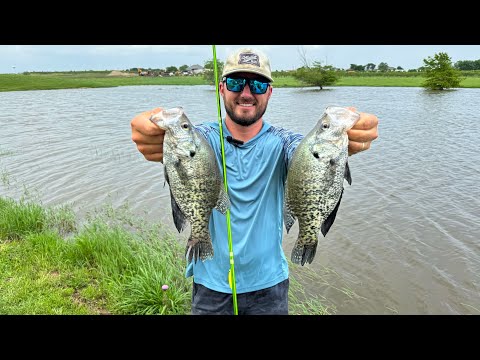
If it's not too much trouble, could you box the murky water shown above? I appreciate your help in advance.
[1,85,479,314]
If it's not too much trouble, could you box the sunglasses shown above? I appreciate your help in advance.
[223,76,270,95]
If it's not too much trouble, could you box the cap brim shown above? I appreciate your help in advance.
[222,69,273,83]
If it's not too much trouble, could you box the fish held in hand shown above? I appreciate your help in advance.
[150,107,230,264]
[284,106,360,265]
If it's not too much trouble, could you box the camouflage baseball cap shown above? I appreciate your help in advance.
[222,47,273,82]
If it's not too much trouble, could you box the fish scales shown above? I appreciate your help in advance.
[150,107,230,264]
[284,106,360,265]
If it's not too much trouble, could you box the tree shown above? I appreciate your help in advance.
[377,62,389,72]
[365,63,376,71]
[293,46,338,90]
[165,66,178,73]
[179,65,189,72]
[203,59,224,86]
[421,52,463,90]
[293,61,338,90]
[349,64,364,71]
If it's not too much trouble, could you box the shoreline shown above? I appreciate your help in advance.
[1,73,480,92]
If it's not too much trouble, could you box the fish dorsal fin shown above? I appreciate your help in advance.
[215,187,231,215]
[284,205,296,234]
[344,160,352,185]
[164,164,169,187]
[283,180,296,233]
[321,188,344,236]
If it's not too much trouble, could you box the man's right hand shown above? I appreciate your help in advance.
[131,107,165,162]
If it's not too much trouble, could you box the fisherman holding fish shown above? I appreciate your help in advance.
[131,47,379,315]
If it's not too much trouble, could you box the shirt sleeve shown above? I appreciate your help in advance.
[269,126,303,169]
[193,123,210,140]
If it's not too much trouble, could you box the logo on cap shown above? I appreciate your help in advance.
[238,52,260,67]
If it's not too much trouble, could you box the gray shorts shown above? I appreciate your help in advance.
[191,278,289,315]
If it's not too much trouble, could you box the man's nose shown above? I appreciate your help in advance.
[240,82,253,96]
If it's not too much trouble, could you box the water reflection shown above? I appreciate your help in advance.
[1,85,479,314]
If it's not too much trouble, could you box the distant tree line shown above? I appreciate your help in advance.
[129,53,477,91]
[454,60,480,70]
[288,51,466,90]
[129,57,480,79]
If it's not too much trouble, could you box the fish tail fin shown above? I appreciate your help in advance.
[291,238,318,266]
[185,236,214,264]
[185,245,193,263]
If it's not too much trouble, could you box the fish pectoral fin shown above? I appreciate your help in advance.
[165,164,187,232]
[170,189,187,233]
[214,187,231,215]
[344,160,352,185]
[321,188,344,236]
[173,160,190,185]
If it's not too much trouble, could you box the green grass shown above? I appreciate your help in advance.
[1,71,480,92]
[336,76,424,87]
[0,196,192,314]
[0,73,206,92]
[0,194,362,315]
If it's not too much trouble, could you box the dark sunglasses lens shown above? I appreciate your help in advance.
[226,78,246,92]
[250,79,269,94]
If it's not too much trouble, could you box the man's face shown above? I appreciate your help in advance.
[220,72,272,127]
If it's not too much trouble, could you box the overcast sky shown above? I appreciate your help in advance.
[1,45,479,74]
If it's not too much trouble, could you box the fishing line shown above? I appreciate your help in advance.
[212,45,238,315]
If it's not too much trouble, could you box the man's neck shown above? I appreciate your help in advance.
[225,117,263,143]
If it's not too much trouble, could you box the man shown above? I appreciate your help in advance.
[131,47,379,315]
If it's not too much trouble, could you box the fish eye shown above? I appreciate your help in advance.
[322,123,329,129]
[181,123,189,129]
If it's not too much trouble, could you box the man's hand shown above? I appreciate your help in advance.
[347,108,379,156]
[131,107,165,162]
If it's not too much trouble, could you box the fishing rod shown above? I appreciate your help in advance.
[212,45,238,315]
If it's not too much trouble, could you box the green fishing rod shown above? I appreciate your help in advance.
[212,45,238,315]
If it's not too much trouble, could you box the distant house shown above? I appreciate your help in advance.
[187,65,205,75]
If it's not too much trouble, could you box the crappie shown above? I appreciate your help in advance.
[284,106,360,265]
[150,107,230,264]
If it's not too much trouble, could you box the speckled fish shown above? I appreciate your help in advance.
[150,107,230,263]
[284,106,360,265]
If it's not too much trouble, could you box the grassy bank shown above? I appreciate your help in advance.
[1,71,480,92]
[0,73,206,92]
[0,195,357,315]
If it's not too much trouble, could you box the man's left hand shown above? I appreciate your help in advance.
[347,108,379,155]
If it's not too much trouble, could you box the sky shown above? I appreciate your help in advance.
[1,45,479,74]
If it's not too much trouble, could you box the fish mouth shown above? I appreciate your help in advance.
[325,106,360,128]
[150,107,185,130]
[325,106,358,118]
